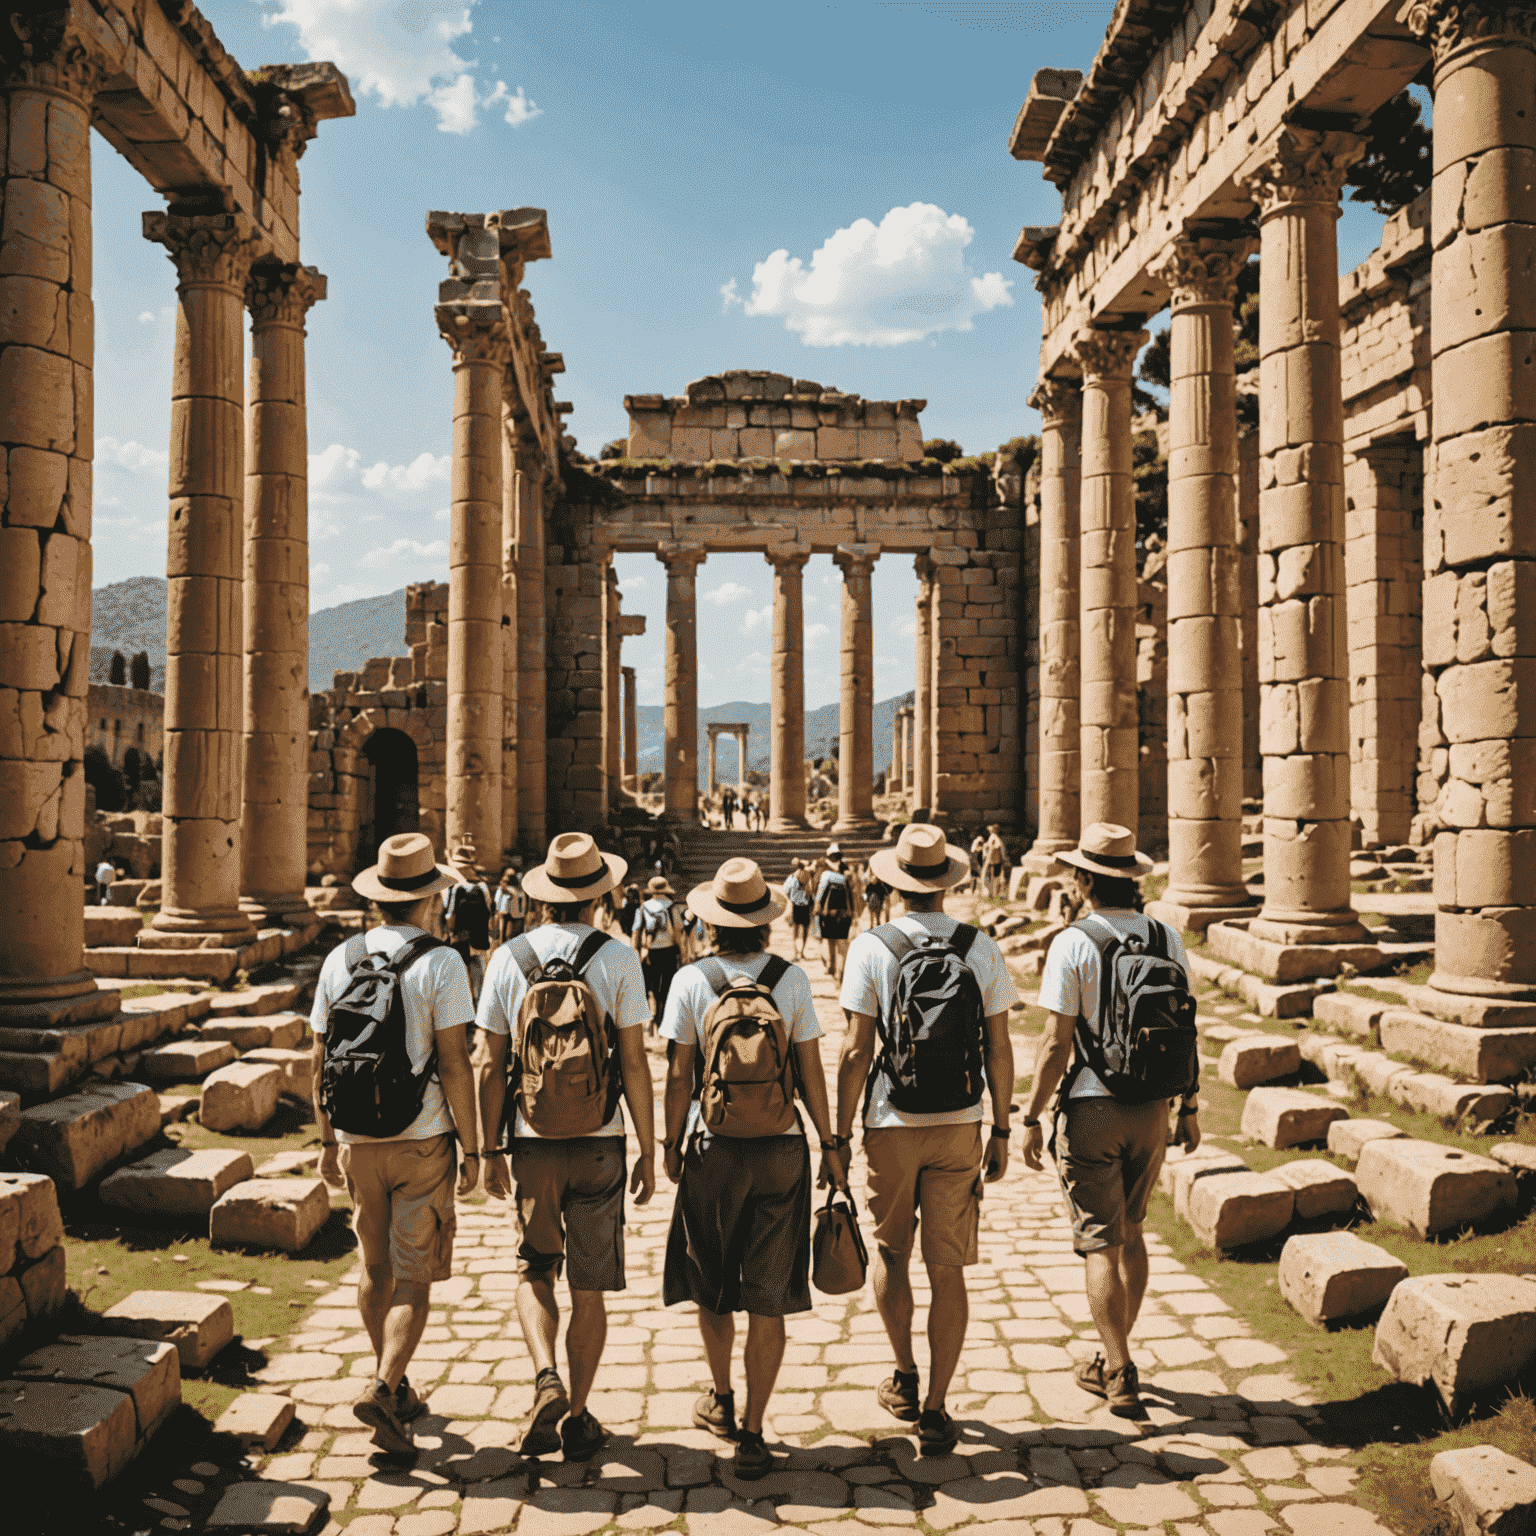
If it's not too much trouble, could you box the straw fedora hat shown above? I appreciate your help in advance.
[646,875,674,896]
[687,857,789,929]
[1057,822,1155,880]
[521,832,627,905]
[868,823,971,894]
[353,832,460,904]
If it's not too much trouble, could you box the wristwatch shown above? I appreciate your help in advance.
[991,1125,1012,1139]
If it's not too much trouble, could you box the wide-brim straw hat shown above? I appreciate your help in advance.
[868,823,972,894]
[521,832,627,904]
[688,856,789,928]
[646,875,674,896]
[353,832,460,904]
[1057,822,1155,880]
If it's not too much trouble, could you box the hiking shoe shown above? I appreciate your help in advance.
[395,1375,428,1425]
[693,1388,738,1440]
[1107,1359,1142,1418]
[560,1408,608,1463]
[1073,1354,1110,1402]
[917,1406,959,1457]
[520,1368,569,1456]
[353,1379,414,1455]
[731,1428,773,1481]
[877,1368,921,1423]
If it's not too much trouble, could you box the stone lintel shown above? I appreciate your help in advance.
[1009,70,1082,161]
[617,615,646,637]
[1012,226,1060,270]
[1205,920,1386,984]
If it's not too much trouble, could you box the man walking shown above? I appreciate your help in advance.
[814,845,855,982]
[633,875,684,1028]
[95,857,117,907]
[1021,823,1198,1418]
[312,833,481,1455]
[476,832,656,1461]
[835,823,1017,1455]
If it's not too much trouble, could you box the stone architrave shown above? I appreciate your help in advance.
[913,559,936,811]
[1074,330,1147,837]
[1238,127,1369,946]
[621,666,638,785]
[0,20,113,1013]
[240,262,325,927]
[1022,379,1083,872]
[1402,0,1536,999]
[833,543,881,830]
[768,545,811,830]
[1146,237,1257,930]
[661,544,705,821]
[144,212,265,946]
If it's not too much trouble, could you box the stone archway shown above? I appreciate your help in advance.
[359,730,420,870]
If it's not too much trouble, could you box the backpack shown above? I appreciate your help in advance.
[821,873,850,914]
[319,933,445,1138]
[641,899,672,937]
[865,878,890,909]
[696,955,798,1137]
[869,922,986,1114]
[445,882,491,949]
[507,931,620,1138]
[1065,915,1198,1104]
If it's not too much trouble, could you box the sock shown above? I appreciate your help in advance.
[536,1366,563,1388]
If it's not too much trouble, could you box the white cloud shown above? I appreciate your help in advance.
[729,202,1013,347]
[493,82,541,126]
[361,451,450,493]
[703,581,753,606]
[618,575,648,594]
[97,437,169,473]
[736,651,769,672]
[311,563,330,579]
[361,537,448,569]
[895,618,918,638]
[741,604,772,634]
[806,622,831,644]
[719,278,740,313]
[137,311,155,324]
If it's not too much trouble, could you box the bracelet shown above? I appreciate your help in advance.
[1178,1109,1199,1118]
[1021,1119,1039,1129]
[462,1151,480,1159]
[991,1125,1012,1139]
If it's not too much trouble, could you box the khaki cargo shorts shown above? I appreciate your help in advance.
[511,1136,627,1292]
[1056,1098,1167,1254]
[864,1122,983,1268]
[342,1132,456,1286]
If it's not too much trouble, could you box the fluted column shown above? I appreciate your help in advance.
[737,729,747,794]
[240,261,324,926]
[515,434,548,857]
[891,709,903,789]
[834,542,881,830]
[662,544,705,821]
[1240,128,1368,945]
[913,561,935,812]
[1075,331,1147,837]
[768,546,810,830]
[622,666,637,786]
[602,561,620,813]
[707,727,719,800]
[144,212,262,943]
[499,398,520,859]
[1148,237,1256,927]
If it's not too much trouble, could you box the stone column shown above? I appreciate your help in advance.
[1147,237,1256,928]
[622,666,638,785]
[144,212,263,945]
[515,448,548,857]
[736,729,747,794]
[1240,127,1368,945]
[1075,331,1147,838]
[240,261,324,927]
[891,709,903,790]
[499,400,520,859]
[914,562,935,811]
[1239,429,1263,801]
[834,543,881,830]
[436,303,508,875]
[0,24,110,1014]
[707,727,719,800]
[603,562,620,813]
[1022,381,1083,871]
[768,546,810,830]
[661,544,705,821]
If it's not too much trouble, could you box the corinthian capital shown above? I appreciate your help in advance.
[0,6,113,100]
[833,542,881,580]
[1148,236,1253,309]
[1072,329,1149,382]
[1027,375,1083,424]
[766,541,811,574]
[247,262,327,328]
[143,212,265,291]
[1399,0,1536,62]
[1239,127,1366,218]
[435,302,510,365]
[658,541,707,578]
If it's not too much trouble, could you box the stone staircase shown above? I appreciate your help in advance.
[669,824,893,896]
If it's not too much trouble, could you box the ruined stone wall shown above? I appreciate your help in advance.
[87,685,163,772]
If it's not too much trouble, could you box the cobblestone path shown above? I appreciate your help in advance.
[247,925,1396,1536]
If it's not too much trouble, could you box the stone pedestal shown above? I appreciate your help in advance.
[834,543,881,831]
[913,560,935,813]
[769,546,810,830]
[239,263,324,926]
[622,665,638,787]
[661,545,705,822]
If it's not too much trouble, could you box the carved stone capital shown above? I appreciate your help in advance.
[766,541,811,574]
[833,542,881,580]
[1028,374,1083,424]
[246,262,327,328]
[1398,0,1536,63]
[1148,237,1253,310]
[435,303,511,366]
[1239,127,1366,218]
[143,212,264,292]
[658,541,707,578]
[0,6,113,101]
[1072,329,1149,383]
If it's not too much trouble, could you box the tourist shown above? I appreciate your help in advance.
[834,822,1017,1455]
[720,784,736,829]
[1021,823,1197,1419]
[312,832,481,1456]
[782,859,813,959]
[968,833,986,889]
[982,823,1009,899]
[95,857,117,907]
[504,865,528,940]
[660,857,848,1480]
[814,844,854,982]
[475,832,657,1461]
[634,875,685,1028]
[618,882,642,946]
[863,865,891,930]
[443,843,493,1003]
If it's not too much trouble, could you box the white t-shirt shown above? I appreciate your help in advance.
[95,862,115,885]
[1037,909,1192,1100]
[310,925,475,1144]
[662,952,822,1137]
[476,924,649,1137]
[633,898,677,949]
[783,873,812,905]
[840,911,1019,1129]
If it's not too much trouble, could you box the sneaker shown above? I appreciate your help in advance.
[1073,1354,1110,1402]
[917,1406,959,1457]
[1107,1359,1142,1418]
[693,1388,738,1440]
[560,1408,608,1463]
[731,1427,773,1481]
[877,1368,921,1423]
[353,1379,414,1455]
[395,1375,428,1425]
[521,1368,570,1456]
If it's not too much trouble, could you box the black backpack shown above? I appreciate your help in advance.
[822,873,850,914]
[445,882,491,948]
[868,922,986,1114]
[320,933,445,1137]
[1065,915,1197,1104]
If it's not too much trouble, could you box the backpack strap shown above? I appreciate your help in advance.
[697,956,731,997]
[342,932,369,972]
[508,934,541,983]
[389,933,444,977]
[871,922,916,964]
[572,930,612,977]
[1062,915,1123,1100]
[949,922,980,962]
[757,953,791,996]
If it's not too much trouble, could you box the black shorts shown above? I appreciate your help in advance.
[820,913,851,941]
[790,903,812,930]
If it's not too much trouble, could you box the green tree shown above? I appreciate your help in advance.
[1133,428,1168,560]
[922,438,965,463]
[1346,88,1433,215]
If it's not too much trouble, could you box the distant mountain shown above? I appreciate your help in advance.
[89,576,167,689]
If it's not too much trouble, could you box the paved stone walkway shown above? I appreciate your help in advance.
[237,922,1396,1536]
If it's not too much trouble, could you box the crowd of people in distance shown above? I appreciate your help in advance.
[707,783,768,830]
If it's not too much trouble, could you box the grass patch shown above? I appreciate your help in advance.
[1341,982,1408,1006]
[1392,961,1434,987]
[117,982,176,1000]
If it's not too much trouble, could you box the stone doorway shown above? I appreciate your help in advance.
[359,730,420,869]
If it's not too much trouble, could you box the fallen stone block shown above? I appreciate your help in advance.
[100,1148,254,1219]
[1327,1119,1407,1164]
[1312,990,1388,1040]
[158,1093,197,1127]
[254,1148,320,1178]
[1379,1011,1536,1086]
[1186,1171,1295,1251]
[1491,1144,1536,1175]
[0,1278,25,1350]
[1157,1141,1241,1195]
[198,1018,273,1049]
[0,1048,81,1099]
[0,1173,64,1264]
[138,1039,237,1083]
[1169,1151,1251,1223]
[15,1335,180,1440]
[1356,1139,1518,1238]
[1353,1050,1414,1096]
[1375,1273,1536,1414]
[83,910,143,947]
[243,1047,312,1101]
[101,1291,234,1371]
[211,1178,329,1253]
[205,1480,329,1534]
[14,1083,160,1191]
[1431,1444,1536,1536]
[0,1378,138,1487]
[264,1013,307,1051]
[1278,1231,1408,1325]
[207,981,303,1019]
[199,1063,282,1134]
[117,991,209,1051]
[1240,1087,1349,1149]
[1387,1071,1516,1124]
[1269,1159,1358,1219]
[214,1392,295,1451]
[18,1244,65,1321]
[1219,1035,1301,1089]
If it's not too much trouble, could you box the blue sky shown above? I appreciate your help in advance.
[90,0,1394,709]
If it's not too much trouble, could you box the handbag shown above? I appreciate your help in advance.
[812,1189,868,1295]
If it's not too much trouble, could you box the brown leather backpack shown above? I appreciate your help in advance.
[695,955,797,1137]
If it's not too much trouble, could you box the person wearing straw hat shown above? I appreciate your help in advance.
[660,857,849,1482]
[633,874,685,1029]
[310,833,482,1455]
[1021,823,1196,1419]
[833,822,1019,1456]
[813,844,856,981]
[474,833,657,1463]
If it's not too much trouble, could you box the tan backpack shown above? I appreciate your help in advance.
[695,955,798,1137]
[507,931,619,1138]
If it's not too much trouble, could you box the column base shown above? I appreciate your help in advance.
[1144,899,1260,935]
[239,892,313,927]
[831,817,881,834]
[1425,970,1536,1004]
[1021,844,1073,877]
[1250,913,1370,946]
[144,907,257,946]
[1206,918,1383,984]
[0,976,118,1028]
[768,816,810,833]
